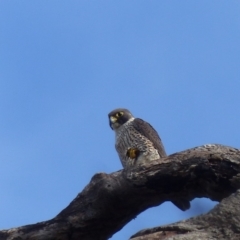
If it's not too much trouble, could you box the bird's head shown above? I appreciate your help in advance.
[108,108,134,130]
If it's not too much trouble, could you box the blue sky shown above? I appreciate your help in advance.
[0,1,240,239]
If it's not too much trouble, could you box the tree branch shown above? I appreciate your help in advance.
[130,189,240,240]
[1,144,240,240]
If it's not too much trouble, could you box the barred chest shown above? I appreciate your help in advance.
[115,118,134,147]
[115,119,157,154]
[114,119,160,167]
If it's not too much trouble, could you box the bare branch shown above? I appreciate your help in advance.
[131,190,240,240]
[1,144,240,240]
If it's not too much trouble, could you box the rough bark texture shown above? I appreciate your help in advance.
[131,190,240,240]
[0,144,240,240]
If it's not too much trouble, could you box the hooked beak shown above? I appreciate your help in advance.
[109,116,117,129]
[110,116,117,123]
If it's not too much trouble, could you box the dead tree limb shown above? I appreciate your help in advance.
[131,189,240,240]
[0,144,240,240]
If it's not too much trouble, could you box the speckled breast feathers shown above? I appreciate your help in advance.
[109,108,166,168]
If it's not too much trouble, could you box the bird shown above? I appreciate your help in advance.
[108,108,166,168]
[108,108,190,211]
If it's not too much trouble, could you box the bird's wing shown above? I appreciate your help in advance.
[132,118,167,158]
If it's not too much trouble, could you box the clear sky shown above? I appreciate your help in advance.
[0,1,239,239]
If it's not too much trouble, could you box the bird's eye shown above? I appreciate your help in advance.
[116,112,124,117]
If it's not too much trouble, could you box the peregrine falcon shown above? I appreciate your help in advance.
[108,108,190,211]
[108,108,166,168]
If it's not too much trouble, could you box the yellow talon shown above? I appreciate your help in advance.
[126,148,140,159]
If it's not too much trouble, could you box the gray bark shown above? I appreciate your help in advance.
[131,190,240,240]
[0,144,240,240]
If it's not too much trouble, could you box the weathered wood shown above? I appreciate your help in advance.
[131,189,240,240]
[0,144,240,240]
